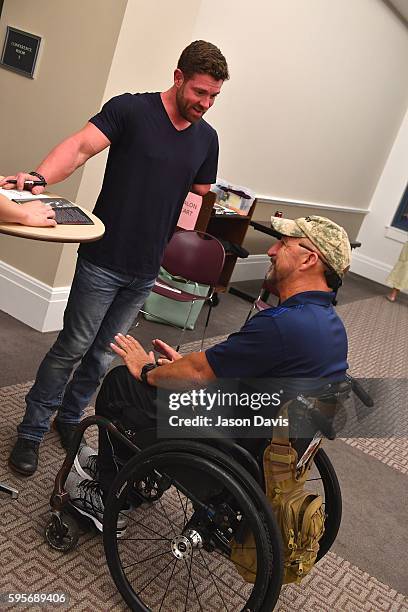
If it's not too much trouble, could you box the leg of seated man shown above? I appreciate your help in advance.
[95,365,157,494]
[66,366,157,534]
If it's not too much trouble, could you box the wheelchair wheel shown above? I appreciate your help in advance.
[104,444,282,612]
[44,512,79,552]
[152,440,284,611]
[309,448,342,561]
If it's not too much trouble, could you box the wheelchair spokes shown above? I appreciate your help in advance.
[104,451,274,611]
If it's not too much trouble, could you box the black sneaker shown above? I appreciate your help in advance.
[53,419,85,451]
[9,438,40,476]
[65,472,127,537]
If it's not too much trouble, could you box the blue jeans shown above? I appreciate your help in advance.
[18,257,156,443]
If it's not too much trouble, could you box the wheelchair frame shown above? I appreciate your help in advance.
[45,409,343,612]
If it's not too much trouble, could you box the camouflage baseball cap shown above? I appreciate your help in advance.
[270,215,351,277]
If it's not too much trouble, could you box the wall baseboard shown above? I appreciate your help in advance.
[230,254,269,282]
[350,252,391,287]
[0,260,69,332]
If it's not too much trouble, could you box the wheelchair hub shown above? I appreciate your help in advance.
[171,529,203,559]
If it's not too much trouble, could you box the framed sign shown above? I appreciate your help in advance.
[1,26,41,78]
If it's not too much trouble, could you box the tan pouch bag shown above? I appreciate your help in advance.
[230,440,325,584]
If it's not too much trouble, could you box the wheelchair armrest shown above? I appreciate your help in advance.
[346,374,374,408]
[312,380,352,403]
[288,381,351,439]
[293,395,337,440]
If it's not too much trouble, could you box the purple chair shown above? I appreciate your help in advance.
[245,277,277,323]
[142,230,225,350]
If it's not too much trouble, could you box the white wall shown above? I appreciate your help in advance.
[351,107,408,290]
[191,0,408,211]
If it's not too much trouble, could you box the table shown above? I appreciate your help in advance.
[0,182,104,243]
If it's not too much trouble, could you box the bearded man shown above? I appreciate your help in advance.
[3,40,229,476]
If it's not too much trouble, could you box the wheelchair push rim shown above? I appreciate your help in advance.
[103,450,276,612]
[311,448,342,561]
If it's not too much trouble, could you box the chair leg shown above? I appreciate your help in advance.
[176,301,195,351]
[245,304,256,324]
[200,302,213,351]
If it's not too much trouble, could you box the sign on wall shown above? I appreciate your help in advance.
[1,26,41,78]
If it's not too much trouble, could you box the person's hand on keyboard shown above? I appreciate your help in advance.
[18,200,57,227]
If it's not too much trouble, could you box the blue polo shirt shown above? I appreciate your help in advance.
[205,291,348,380]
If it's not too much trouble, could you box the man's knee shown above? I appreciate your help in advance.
[96,365,152,416]
[95,365,129,415]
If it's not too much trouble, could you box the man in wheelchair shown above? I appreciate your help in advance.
[65,214,351,536]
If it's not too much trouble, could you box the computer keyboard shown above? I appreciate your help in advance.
[52,206,93,225]
[12,197,94,225]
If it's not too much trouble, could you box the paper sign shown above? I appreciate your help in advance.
[177,192,203,230]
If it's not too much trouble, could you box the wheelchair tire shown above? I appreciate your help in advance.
[44,512,79,552]
[139,440,284,611]
[312,448,342,561]
[104,444,282,612]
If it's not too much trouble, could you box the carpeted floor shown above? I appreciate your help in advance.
[1,292,407,610]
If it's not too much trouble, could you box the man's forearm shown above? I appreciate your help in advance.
[35,133,91,185]
[147,352,216,390]
[34,122,110,185]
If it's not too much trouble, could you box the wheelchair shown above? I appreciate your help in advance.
[43,375,373,612]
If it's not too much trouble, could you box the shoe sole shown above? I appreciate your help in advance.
[67,502,127,538]
[73,455,93,481]
[8,458,36,477]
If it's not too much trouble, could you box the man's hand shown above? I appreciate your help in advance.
[0,173,47,196]
[111,335,215,389]
[152,338,182,365]
[110,333,155,380]
[19,200,56,227]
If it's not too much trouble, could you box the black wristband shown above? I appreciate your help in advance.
[140,363,157,385]
[29,171,47,185]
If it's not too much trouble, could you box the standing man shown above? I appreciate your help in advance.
[1,40,229,476]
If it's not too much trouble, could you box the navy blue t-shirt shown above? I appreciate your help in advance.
[206,291,348,382]
[78,93,219,276]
